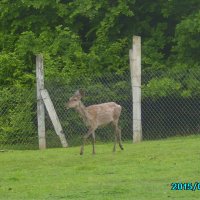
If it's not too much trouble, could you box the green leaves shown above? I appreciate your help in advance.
[174,10,200,62]
[143,77,181,99]
[0,87,36,144]
[0,0,199,98]
[0,52,24,85]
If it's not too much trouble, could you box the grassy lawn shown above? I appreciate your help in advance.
[0,136,200,200]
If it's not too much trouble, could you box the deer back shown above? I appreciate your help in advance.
[85,102,121,128]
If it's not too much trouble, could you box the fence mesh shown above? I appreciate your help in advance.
[0,87,38,149]
[0,71,200,150]
[45,72,132,148]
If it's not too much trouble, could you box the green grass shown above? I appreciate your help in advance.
[0,136,200,200]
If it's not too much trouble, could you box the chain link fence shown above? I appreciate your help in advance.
[0,71,200,150]
[45,72,132,148]
[0,87,38,149]
[142,70,200,139]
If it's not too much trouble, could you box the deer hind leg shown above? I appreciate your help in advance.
[113,107,123,151]
[92,132,96,155]
[111,122,117,152]
[117,126,124,150]
[80,128,93,155]
[113,133,117,152]
[112,121,124,151]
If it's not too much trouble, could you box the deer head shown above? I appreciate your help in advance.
[65,89,85,109]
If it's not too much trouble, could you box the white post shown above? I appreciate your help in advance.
[36,55,46,149]
[129,36,142,143]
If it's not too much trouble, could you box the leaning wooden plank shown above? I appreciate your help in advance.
[41,89,68,148]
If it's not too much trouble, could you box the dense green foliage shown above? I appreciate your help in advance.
[0,87,36,144]
[0,0,200,88]
[1,136,200,199]
[0,1,200,144]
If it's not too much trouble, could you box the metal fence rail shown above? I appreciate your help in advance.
[0,71,200,150]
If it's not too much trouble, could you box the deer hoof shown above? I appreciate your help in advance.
[120,145,124,150]
[80,152,84,155]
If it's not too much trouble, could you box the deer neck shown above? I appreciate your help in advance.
[75,101,89,125]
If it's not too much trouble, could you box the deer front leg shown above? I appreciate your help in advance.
[80,128,93,155]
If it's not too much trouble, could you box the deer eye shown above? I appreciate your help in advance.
[73,98,77,101]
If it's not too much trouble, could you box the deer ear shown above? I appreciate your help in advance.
[74,90,80,96]
[74,89,85,98]
[79,89,85,97]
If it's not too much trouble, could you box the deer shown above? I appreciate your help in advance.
[65,89,124,155]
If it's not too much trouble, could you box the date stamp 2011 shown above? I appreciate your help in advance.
[171,182,200,191]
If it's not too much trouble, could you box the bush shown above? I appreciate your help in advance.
[0,87,37,145]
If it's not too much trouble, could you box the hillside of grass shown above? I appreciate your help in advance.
[0,136,200,200]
